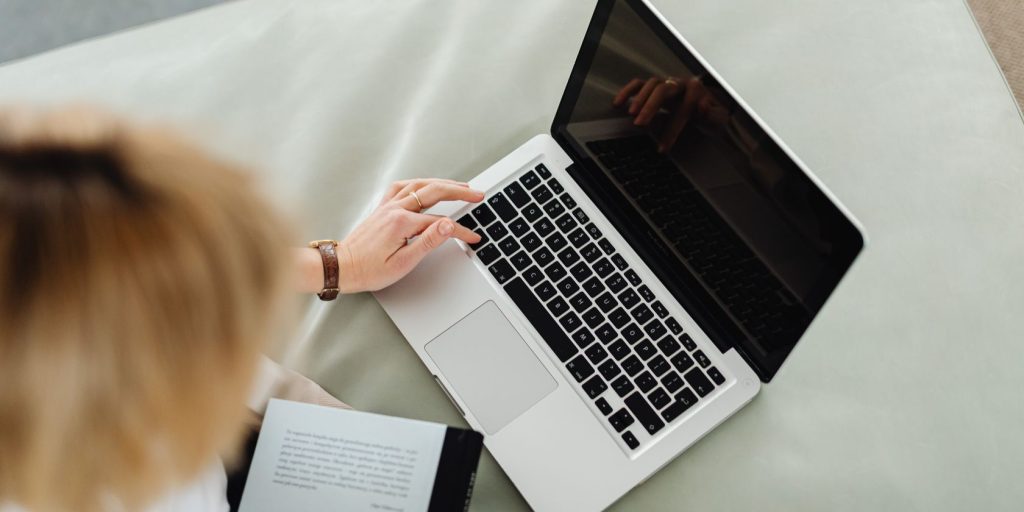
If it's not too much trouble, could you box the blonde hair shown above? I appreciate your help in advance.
[0,108,293,511]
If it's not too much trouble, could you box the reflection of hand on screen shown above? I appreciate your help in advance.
[612,76,725,153]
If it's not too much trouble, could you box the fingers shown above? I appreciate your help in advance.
[379,178,469,206]
[402,212,480,244]
[629,77,661,115]
[399,182,484,211]
[390,217,457,272]
[613,78,645,107]
[634,81,677,126]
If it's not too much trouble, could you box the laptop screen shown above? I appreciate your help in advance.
[551,0,863,381]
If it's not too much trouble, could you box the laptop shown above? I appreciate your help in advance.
[374,0,865,509]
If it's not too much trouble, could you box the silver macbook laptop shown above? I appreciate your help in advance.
[375,0,865,509]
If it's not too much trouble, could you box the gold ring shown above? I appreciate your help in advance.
[664,78,679,87]
[410,190,424,211]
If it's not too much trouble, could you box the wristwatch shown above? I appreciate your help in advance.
[308,239,341,301]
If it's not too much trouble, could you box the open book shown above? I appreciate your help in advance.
[238,399,483,512]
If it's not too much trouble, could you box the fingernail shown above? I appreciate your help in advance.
[439,220,454,236]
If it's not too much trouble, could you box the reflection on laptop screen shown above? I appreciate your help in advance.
[553,0,862,379]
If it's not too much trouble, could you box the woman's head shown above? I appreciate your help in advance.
[0,108,292,511]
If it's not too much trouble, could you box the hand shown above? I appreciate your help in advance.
[612,76,719,153]
[336,178,483,293]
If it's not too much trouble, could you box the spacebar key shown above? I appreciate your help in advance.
[504,277,578,362]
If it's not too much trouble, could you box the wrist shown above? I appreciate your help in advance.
[296,247,327,294]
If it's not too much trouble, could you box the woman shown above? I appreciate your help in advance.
[0,107,482,512]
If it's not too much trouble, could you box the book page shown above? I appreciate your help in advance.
[240,399,446,512]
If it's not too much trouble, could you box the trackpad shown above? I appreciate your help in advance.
[425,301,557,435]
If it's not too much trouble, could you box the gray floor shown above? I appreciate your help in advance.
[0,0,228,64]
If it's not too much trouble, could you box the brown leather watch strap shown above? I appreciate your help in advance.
[308,240,340,301]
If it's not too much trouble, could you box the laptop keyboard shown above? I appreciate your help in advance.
[586,136,809,350]
[458,163,725,451]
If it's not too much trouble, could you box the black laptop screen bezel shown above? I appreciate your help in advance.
[549,0,864,382]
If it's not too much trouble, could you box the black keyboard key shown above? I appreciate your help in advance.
[624,392,665,435]
[569,291,591,313]
[708,366,725,385]
[566,354,594,382]
[503,182,530,207]
[504,278,578,361]
[458,214,478,230]
[522,266,544,286]
[510,250,531,270]
[567,227,589,248]
[595,323,617,344]
[599,238,616,255]
[497,236,520,256]
[656,336,682,357]
[652,301,669,318]
[585,223,602,239]
[662,371,684,393]
[475,244,500,265]
[472,204,497,226]
[488,193,517,222]
[635,371,657,392]
[535,218,555,237]
[521,232,542,252]
[684,368,714,397]
[543,199,566,219]
[570,261,593,282]
[547,297,569,317]
[593,258,614,278]
[549,178,564,194]
[680,333,697,351]
[671,352,695,373]
[572,208,590,224]
[535,163,551,179]
[582,276,605,297]
[582,308,604,329]
[694,350,711,368]
[582,375,607,398]
[559,312,582,332]
[556,277,580,297]
[509,218,530,237]
[611,254,628,270]
[608,308,630,328]
[611,375,635,397]
[621,323,643,344]
[560,193,578,209]
[606,273,627,293]
[619,289,641,310]
[522,202,543,222]
[534,247,555,268]
[574,329,597,349]
[648,355,670,376]
[609,339,631,360]
[631,304,654,325]
[638,284,655,302]
[622,355,644,376]
[586,344,609,365]
[557,246,580,267]
[580,243,601,263]
[596,292,617,312]
[675,387,699,409]
[546,232,568,253]
[555,213,578,233]
[622,431,640,450]
[644,319,667,340]
[534,280,556,301]
[520,170,541,190]
[624,269,642,287]
[531,184,553,204]
[469,229,488,250]
[544,261,566,281]
[489,259,515,284]
[609,408,634,432]
[649,387,671,409]
[666,317,683,335]
[661,390,696,422]
[486,222,509,242]
[635,340,657,360]
[595,396,613,415]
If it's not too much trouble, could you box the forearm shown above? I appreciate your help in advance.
[294,247,327,294]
